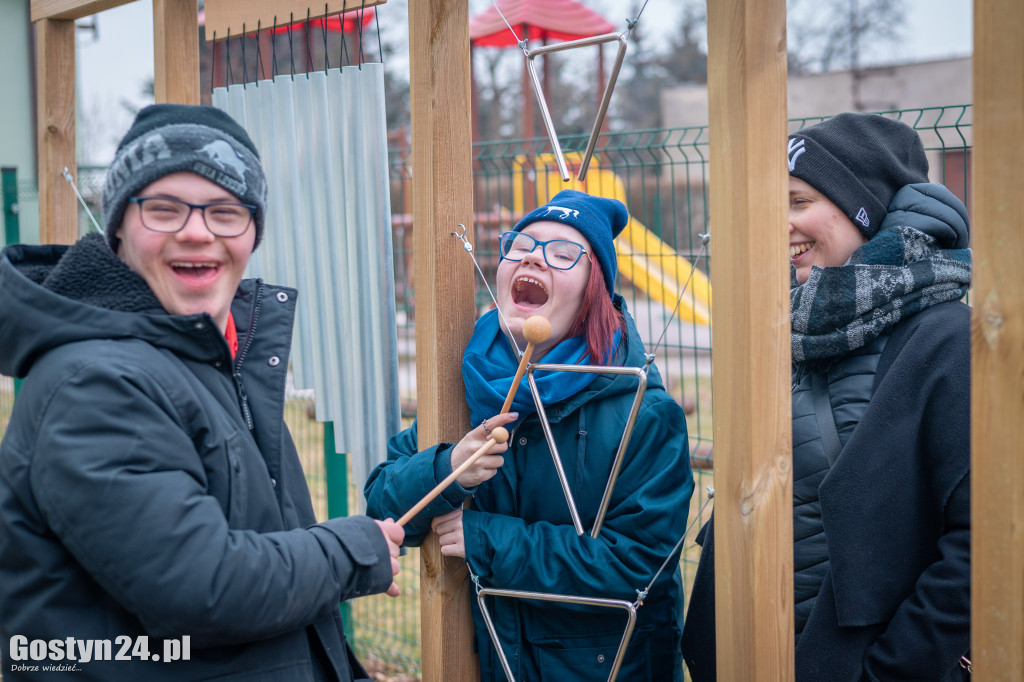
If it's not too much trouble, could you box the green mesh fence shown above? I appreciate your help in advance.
[0,105,972,682]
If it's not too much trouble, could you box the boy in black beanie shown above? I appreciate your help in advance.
[0,104,404,681]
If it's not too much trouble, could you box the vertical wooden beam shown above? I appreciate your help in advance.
[971,0,1024,678]
[409,1,479,681]
[706,0,794,680]
[36,17,77,245]
[153,0,200,104]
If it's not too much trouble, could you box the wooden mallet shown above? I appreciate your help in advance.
[396,315,551,527]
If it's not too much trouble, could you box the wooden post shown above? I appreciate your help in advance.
[706,0,794,680]
[153,0,200,104]
[971,0,1024,678]
[409,1,479,680]
[36,17,78,245]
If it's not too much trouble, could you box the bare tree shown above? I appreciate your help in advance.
[613,15,670,130]
[660,2,708,87]
[787,0,905,75]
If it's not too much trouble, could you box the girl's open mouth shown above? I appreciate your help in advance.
[511,276,548,308]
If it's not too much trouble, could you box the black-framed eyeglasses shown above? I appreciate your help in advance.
[498,231,590,270]
[127,196,256,238]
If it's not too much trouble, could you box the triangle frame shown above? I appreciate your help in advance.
[476,585,638,682]
[524,32,630,182]
[526,360,651,537]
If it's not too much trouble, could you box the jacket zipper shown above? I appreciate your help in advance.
[232,281,263,431]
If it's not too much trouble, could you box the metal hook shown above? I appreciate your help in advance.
[450,225,523,358]
[62,167,102,234]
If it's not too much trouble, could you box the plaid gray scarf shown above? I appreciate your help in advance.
[791,225,971,362]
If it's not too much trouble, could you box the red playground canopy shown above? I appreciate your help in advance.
[469,0,616,47]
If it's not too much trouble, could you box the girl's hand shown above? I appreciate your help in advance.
[449,412,518,488]
[432,509,466,559]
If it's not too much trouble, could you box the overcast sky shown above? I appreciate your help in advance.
[75,0,972,163]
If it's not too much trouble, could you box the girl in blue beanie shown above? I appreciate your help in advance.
[366,189,695,681]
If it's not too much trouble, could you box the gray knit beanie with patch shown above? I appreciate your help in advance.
[103,104,267,251]
[787,113,930,240]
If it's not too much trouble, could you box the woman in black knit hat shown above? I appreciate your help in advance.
[683,113,972,681]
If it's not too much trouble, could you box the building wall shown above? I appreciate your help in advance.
[661,57,971,129]
[0,0,39,245]
[659,57,973,190]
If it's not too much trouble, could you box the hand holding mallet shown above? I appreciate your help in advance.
[396,315,551,527]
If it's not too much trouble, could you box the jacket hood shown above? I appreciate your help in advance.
[547,295,666,419]
[880,182,969,250]
[0,233,231,378]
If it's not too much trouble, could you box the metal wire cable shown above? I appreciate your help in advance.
[255,21,264,82]
[451,225,524,359]
[487,0,529,53]
[634,483,714,607]
[647,232,711,358]
[61,167,101,234]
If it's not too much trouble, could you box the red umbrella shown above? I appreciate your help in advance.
[469,0,616,140]
[469,0,615,46]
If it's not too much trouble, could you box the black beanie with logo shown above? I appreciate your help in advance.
[787,113,930,240]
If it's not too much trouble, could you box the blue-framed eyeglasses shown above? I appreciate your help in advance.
[127,196,256,238]
[498,231,590,270]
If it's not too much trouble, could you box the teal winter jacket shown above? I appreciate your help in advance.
[365,303,694,681]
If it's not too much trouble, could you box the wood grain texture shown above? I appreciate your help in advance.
[971,0,1024,678]
[409,1,479,680]
[153,0,200,104]
[706,0,794,679]
[203,0,386,41]
[31,0,131,22]
[36,18,78,245]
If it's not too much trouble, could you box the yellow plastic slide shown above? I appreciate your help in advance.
[512,155,711,325]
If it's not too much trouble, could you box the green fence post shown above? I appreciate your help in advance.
[2,167,18,247]
[323,422,352,632]
[3,166,23,399]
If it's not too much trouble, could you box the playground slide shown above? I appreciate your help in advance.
[515,157,711,326]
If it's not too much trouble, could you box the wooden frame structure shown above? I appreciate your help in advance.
[31,0,200,244]
[29,0,1022,680]
[971,0,1024,678]
[706,1,793,678]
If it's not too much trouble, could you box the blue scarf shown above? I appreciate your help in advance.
[462,310,617,427]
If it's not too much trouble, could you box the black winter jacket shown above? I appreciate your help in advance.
[682,302,970,682]
[0,234,394,681]
[791,335,887,639]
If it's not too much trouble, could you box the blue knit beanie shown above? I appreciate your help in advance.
[513,189,628,296]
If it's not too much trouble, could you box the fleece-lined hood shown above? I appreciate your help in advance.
[0,233,233,378]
